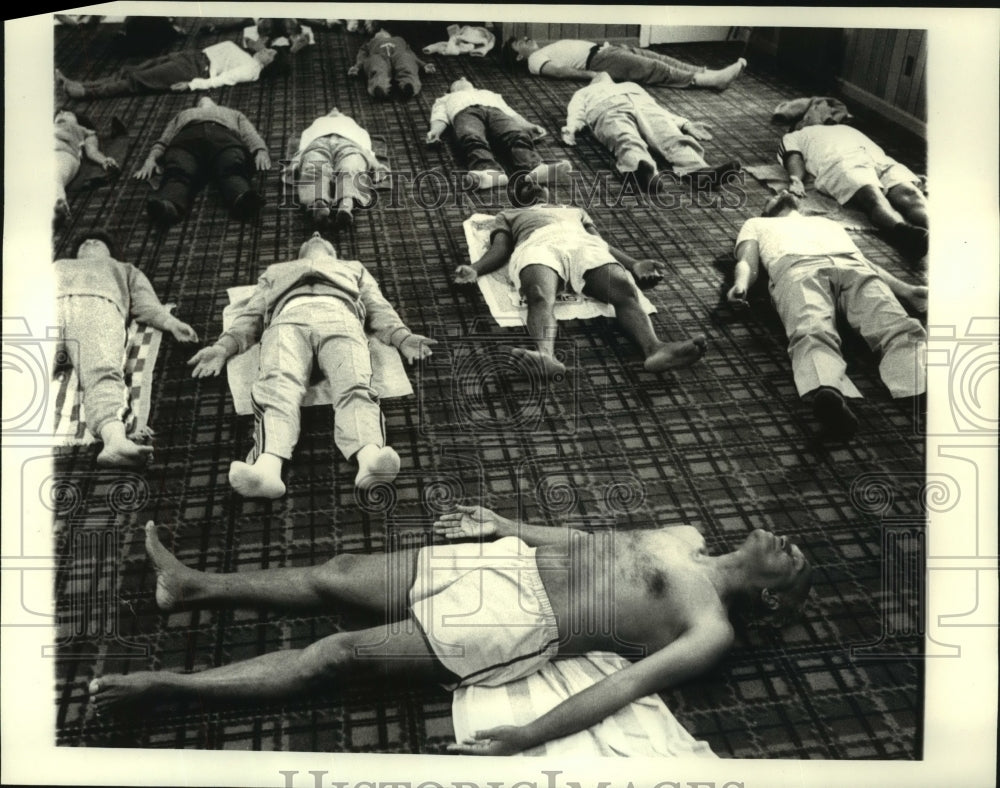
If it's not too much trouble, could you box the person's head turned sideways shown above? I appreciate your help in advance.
[502,36,539,67]
[71,230,120,261]
[298,232,338,260]
[450,77,474,93]
[729,528,813,626]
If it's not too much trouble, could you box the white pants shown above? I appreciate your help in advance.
[771,256,926,398]
[249,297,385,461]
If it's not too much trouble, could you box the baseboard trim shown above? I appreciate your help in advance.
[837,78,927,139]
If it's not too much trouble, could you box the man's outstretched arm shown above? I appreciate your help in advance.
[585,225,663,288]
[449,619,734,755]
[453,230,514,283]
[729,239,761,305]
[434,505,587,546]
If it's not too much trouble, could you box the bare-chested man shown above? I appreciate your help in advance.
[453,200,707,378]
[89,505,811,755]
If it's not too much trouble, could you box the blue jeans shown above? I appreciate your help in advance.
[452,105,541,172]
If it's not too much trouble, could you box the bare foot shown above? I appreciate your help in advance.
[229,459,286,499]
[96,440,154,467]
[355,445,400,489]
[695,58,746,91]
[527,159,572,183]
[144,521,196,612]
[643,336,707,372]
[511,347,567,381]
[467,169,509,190]
[89,673,161,713]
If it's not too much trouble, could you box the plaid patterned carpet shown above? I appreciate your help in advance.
[53,19,925,758]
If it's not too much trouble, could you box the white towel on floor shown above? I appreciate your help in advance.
[462,214,656,327]
[52,307,169,446]
[452,652,717,758]
[223,285,413,416]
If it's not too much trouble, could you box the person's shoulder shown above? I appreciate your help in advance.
[665,524,707,549]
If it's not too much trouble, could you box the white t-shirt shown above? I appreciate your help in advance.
[779,125,893,182]
[735,215,863,281]
[189,41,263,91]
[527,40,596,75]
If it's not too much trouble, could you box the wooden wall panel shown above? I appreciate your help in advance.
[499,22,639,45]
[839,28,927,124]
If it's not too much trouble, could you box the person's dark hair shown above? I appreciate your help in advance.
[55,109,97,132]
[500,37,522,69]
[71,229,120,260]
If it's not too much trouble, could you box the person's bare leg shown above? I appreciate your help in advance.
[583,263,706,371]
[514,264,566,379]
[89,623,441,711]
[847,184,906,230]
[144,521,416,613]
[887,182,928,228]
[96,421,154,467]
[850,184,927,256]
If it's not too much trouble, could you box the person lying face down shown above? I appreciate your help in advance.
[54,231,198,466]
[133,96,271,228]
[453,197,707,380]
[89,505,812,756]
[187,232,437,499]
[775,97,928,259]
[729,191,928,440]
[504,36,746,90]
[426,77,570,195]
[563,72,741,193]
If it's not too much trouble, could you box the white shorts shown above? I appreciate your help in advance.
[509,224,615,294]
[409,537,560,690]
[821,153,921,205]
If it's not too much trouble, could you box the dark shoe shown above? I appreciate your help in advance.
[635,159,657,192]
[231,190,265,222]
[400,82,415,99]
[812,386,859,441]
[889,223,929,259]
[371,86,389,100]
[146,198,180,228]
